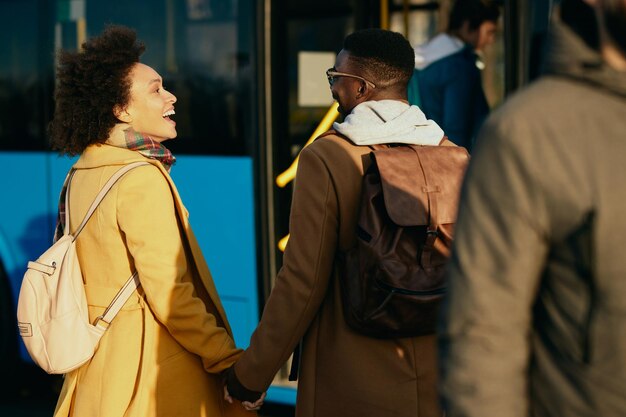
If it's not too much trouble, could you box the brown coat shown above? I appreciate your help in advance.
[234,133,441,417]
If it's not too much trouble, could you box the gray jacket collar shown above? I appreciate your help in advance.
[543,18,626,98]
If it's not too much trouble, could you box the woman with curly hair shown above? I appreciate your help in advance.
[50,25,257,417]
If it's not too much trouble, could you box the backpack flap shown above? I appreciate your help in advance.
[373,145,469,227]
[338,144,469,339]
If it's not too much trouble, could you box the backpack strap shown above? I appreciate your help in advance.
[61,170,77,237]
[65,161,151,330]
[316,129,340,140]
[424,136,451,241]
[409,146,442,269]
[69,161,151,241]
[418,136,454,262]
[93,271,140,329]
[438,136,455,146]
[317,129,390,152]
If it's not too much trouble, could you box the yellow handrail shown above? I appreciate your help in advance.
[275,101,340,188]
[380,0,389,30]
[277,234,290,252]
[275,102,339,252]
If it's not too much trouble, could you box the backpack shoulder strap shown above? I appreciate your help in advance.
[93,271,140,329]
[316,129,340,140]
[316,129,354,145]
[438,136,456,147]
[317,129,390,152]
[61,169,78,237]
[71,161,151,240]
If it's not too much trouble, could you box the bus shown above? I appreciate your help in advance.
[0,0,550,409]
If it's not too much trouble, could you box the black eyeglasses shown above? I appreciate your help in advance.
[326,68,376,89]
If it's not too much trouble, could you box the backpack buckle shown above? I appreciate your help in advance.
[93,316,110,329]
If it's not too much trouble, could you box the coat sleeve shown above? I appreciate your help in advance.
[116,165,241,373]
[439,117,551,417]
[232,144,339,392]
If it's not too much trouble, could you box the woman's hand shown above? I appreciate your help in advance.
[242,392,266,412]
[224,386,266,412]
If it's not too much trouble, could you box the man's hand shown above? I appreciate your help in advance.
[224,386,266,412]
[224,365,265,404]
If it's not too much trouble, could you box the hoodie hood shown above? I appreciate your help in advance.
[543,17,626,98]
[414,33,465,70]
[333,100,444,146]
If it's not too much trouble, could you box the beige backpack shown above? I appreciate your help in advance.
[16,161,148,374]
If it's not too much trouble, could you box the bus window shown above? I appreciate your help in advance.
[0,0,54,151]
[64,0,256,156]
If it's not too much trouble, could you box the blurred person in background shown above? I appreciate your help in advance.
[408,0,501,152]
[439,0,626,416]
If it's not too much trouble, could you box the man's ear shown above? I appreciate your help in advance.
[113,104,132,123]
[356,82,367,98]
[356,81,373,99]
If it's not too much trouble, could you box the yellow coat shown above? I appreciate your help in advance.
[54,136,252,417]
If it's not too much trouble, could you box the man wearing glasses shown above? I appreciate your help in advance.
[226,29,445,417]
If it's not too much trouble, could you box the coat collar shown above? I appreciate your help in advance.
[74,143,156,169]
[74,140,189,222]
[75,124,168,169]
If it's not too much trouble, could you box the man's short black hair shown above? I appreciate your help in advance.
[448,0,501,32]
[342,28,415,90]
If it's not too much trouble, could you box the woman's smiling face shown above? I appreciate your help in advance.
[122,63,177,142]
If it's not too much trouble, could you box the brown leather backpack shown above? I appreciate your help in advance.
[339,141,469,338]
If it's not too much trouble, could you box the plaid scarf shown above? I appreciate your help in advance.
[54,129,175,241]
[119,128,176,170]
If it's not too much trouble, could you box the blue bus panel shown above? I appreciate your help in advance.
[0,152,259,365]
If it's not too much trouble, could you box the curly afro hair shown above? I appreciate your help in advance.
[342,29,415,91]
[49,25,145,155]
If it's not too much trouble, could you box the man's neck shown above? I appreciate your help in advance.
[368,91,409,103]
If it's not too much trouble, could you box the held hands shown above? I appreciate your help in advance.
[224,385,266,412]
[223,365,266,412]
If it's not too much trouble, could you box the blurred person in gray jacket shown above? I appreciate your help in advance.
[439,0,626,416]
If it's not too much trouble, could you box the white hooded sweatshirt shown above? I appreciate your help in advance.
[414,33,465,70]
[415,33,484,71]
[333,100,444,146]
